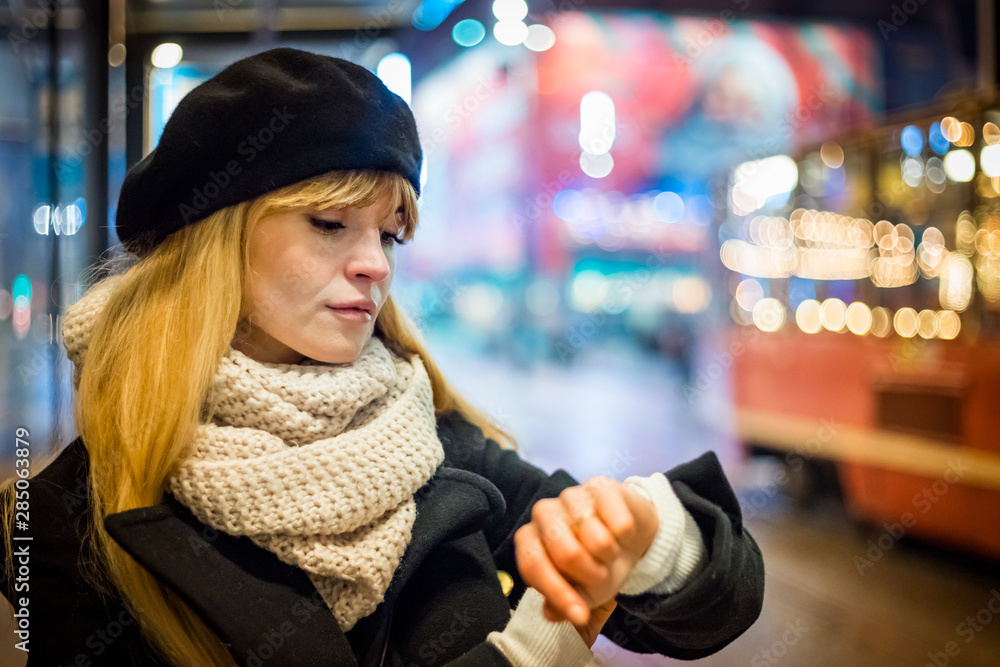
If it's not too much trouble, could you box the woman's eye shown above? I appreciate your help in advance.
[309,217,344,234]
[381,231,407,246]
[309,216,406,245]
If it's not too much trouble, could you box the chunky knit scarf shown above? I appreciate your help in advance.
[61,275,445,631]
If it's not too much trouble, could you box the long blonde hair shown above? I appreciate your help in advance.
[1,169,515,666]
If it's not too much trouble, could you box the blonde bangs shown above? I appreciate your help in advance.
[251,169,419,240]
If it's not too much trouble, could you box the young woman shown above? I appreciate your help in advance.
[1,47,764,666]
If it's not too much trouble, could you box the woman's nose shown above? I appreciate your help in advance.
[347,230,391,282]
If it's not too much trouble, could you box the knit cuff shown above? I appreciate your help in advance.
[486,587,594,667]
[618,473,706,596]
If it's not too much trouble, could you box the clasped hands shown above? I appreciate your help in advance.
[513,476,659,647]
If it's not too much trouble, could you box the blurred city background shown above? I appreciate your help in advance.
[2,0,1000,665]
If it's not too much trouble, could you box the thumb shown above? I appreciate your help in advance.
[621,483,659,557]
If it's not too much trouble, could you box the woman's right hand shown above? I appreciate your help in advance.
[513,476,659,632]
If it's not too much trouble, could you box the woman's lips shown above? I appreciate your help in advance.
[326,306,372,322]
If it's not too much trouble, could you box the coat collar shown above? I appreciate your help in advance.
[103,465,505,667]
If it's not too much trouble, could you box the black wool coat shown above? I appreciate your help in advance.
[2,411,765,666]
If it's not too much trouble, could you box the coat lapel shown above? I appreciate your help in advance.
[104,493,357,666]
[385,467,506,603]
[103,467,507,666]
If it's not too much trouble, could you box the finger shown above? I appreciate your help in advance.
[533,498,609,585]
[514,523,591,625]
[586,479,638,545]
[543,599,568,623]
[622,484,657,518]
[560,485,598,525]
[559,486,619,563]
[575,514,622,564]
[621,484,659,539]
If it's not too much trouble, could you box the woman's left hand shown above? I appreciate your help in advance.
[513,476,659,629]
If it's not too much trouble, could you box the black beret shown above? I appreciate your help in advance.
[115,47,422,256]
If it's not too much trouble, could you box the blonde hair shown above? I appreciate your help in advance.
[1,169,515,666]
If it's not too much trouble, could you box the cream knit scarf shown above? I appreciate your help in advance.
[61,275,445,631]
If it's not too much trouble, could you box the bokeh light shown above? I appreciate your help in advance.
[928,122,950,154]
[871,307,892,337]
[452,19,486,47]
[492,0,528,21]
[845,302,873,335]
[494,19,528,45]
[652,192,684,223]
[752,298,786,332]
[937,310,961,339]
[673,276,712,313]
[151,43,183,69]
[985,122,1000,145]
[580,151,614,178]
[796,299,822,334]
[941,116,961,143]
[524,24,556,51]
[901,125,924,157]
[820,298,847,332]
[376,53,411,104]
[943,149,975,182]
[552,189,586,221]
[981,144,1000,177]
[820,142,844,168]
[579,91,615,155]
[939,252,973,312]
[893,307,918,338]
[917,309,938,339]
[735,278,764,311]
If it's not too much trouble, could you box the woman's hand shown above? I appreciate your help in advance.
[513,476,659,642]
[573,598,617,648]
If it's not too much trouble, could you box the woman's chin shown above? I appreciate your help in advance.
[304,340,367,366]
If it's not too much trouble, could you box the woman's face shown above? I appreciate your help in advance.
[233,192,405,365]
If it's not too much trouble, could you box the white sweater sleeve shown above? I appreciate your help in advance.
[618,472,706,595]
[486,587,594,667]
